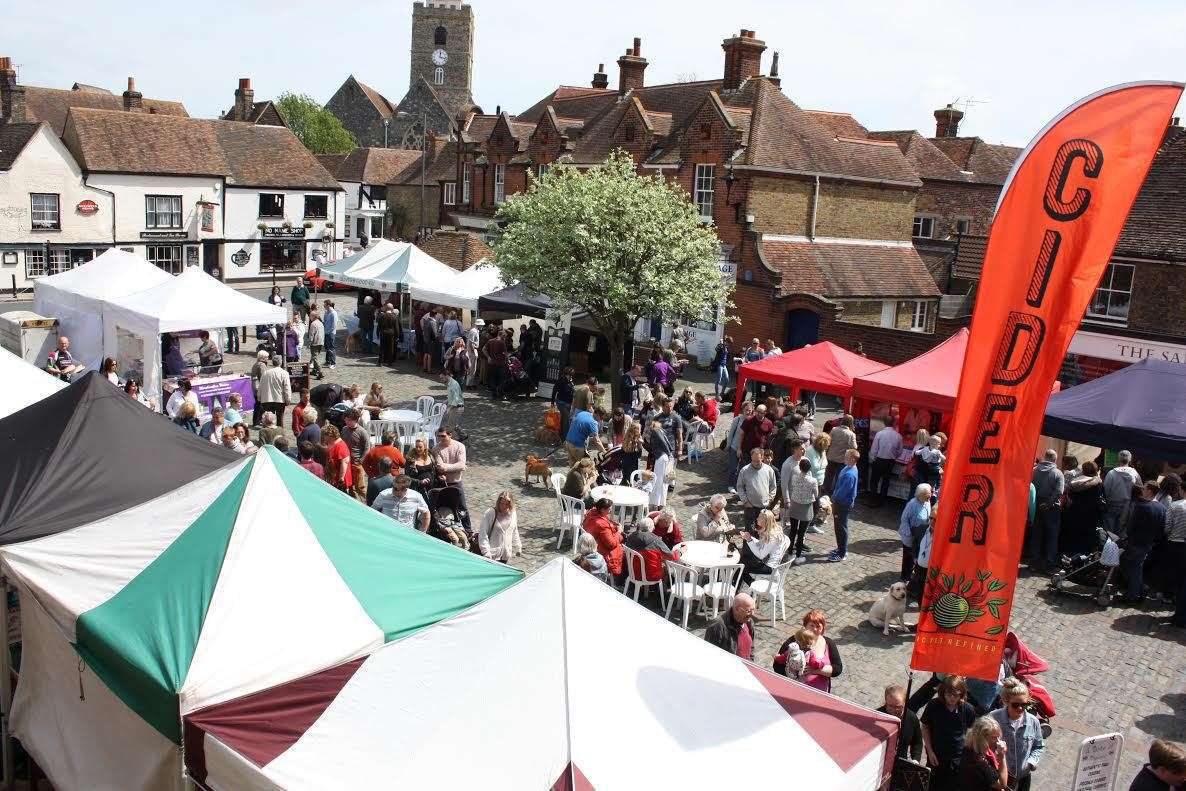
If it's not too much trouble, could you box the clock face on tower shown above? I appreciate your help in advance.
[432,48,448,66]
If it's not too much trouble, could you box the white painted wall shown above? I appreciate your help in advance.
[223,187,344,280]
[84,172,223,246]
[0,125,112,288]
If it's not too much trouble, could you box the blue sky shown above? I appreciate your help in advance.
[7,0,1185,145]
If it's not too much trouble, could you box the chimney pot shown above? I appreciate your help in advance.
[721,28,766,91]
[633,37,641,56]
[0,57,10,72]
[934,103,964,138]
[617,38,649,95]
[122,76,143,112]
[127,77,136,92]
[239,77,251,90]
[592,63,609,90]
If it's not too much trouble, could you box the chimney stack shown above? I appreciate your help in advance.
[934,103,964,138]
[617,37,648,95]
[0,57,27,123]
[768,51,781,88]
[721,29,766,91]
[233,77,254,121]
[122,76,143,112]
[592,63,608,90]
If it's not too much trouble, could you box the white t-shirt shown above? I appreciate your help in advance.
[371,488,429,529]
[166,389,199,418]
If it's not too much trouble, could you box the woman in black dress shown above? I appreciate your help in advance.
[1063,461,1105,555]
[403,438,438,497]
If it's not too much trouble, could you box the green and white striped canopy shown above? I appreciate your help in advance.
[2,446,522,745]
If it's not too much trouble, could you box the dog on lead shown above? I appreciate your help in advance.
[868,581,909,635]
[524,454,552,486]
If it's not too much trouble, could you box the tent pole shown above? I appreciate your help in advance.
[1,576,13,790]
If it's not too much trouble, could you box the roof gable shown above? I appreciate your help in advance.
[0,122,42,170]
[867,130,968,182]
[928,136,1021,185]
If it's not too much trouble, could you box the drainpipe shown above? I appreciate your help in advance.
[809,175,820,240]
[82,176,116,248]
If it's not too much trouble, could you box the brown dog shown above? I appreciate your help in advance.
[524,454,552,485]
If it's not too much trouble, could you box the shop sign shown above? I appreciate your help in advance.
[140,231,188,240]
[231,249,251,267]
[1068,328,1186,365]
[262,227,305,239]
[76,200,99,216]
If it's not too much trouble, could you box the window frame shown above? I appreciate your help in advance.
[258,193,285,218]
[147,244,184,275]
[462,162,471,203]
[30,193,61,231]
[493,163,506,205]
[145,194,183,230]
[1086,261,1135,325]
[694,163,715,222]
[954,217,971,235]
[442,182,457,205]
[303,194,329,220]
[24,249,45,279]
[912,215,935,239]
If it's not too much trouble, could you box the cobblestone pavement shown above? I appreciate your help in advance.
[240,344,1186,791]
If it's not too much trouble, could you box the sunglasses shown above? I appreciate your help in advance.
[1008,701,1027,710]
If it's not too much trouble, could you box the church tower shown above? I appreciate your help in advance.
[395,1,478,146]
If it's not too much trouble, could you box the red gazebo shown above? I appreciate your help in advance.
[734,342,888,412]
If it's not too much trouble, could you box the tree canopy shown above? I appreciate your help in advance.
[275,93,357,155]
[493,150,730,405]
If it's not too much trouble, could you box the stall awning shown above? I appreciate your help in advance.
[104,267,286,335]
[1043,358,1186,462]
[0,346,65,419]
[735,342,887,409]
[318,241,470,307]
[476,282,555,319]
[852,328,969,413]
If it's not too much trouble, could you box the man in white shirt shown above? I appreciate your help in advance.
[869,417,904,506]
[371,475,430,531]
[1102,450,1142,536]
[165,378,199,419]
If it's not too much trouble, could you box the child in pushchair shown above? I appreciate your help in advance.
[595,445,624,486]
[1049,527,1121,606]
[499,355,536,399]
[428,486,470,550]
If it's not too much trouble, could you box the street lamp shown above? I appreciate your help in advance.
[395,109,428,237]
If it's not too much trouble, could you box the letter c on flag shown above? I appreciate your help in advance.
[1043,139,1104,221]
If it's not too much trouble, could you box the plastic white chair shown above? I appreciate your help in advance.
[414,395,436,418]
[622,546,665,604]
[549,472,567,494]
[700,563,744,620]
[750,558,794,624]
[394,420,421,452]
[663,560,705,630]
[628,469,644,487]
[367,419,397,444]
[556,494,586,551]
[423,402,447,447]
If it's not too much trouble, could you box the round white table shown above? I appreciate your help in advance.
[590,484,649,526]
[379,409,423,423]
[672,540,740,569]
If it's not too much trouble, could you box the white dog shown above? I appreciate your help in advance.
[868,581,909,635]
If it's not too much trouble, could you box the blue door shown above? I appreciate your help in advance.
[785,309,820,350]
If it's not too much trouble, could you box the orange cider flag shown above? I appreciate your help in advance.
[911,82,1184,680]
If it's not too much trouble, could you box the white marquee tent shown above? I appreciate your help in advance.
[183,559,898,791]
[102,267,286,398]
[413,259,504,311]
[0,346,65,418]
[318,240,475,305]
[33,249,172,370]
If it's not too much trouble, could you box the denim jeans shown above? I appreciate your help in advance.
[715,364,730,398]
[1122,544,1151,599]
[726,449,740,488]
[833,504,851,556]
[225,326,240,353]
[1026,506,1061,569]
[324,334,336,366]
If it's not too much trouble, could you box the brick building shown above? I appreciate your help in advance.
[954,123,1186,385]
[440,29,951,364]
[219,78,286,127]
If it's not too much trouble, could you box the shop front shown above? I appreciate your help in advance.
[1061,328,1186,387]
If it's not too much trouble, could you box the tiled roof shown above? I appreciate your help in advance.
[760,238,941,298]
[315,153,349,176]
[0,122,40,170]
[70,83,110,94]
[805,110,869,139]
[24,85,188,136]
[518,86,612,120]
[928,136,1020,185]
[951,233,989,280]
[333,147,424,184]
[1114,127,1186,261]
[355,78,396,118]
[63,108,341,190]
[220,100,285,126]
[742,80,920,185]
[519,78,725,132]
[867,130,969,182]
[416,229,494,271]
[387,139,458,185]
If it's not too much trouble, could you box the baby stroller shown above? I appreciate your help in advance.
[500,355,536,399]
[594,445,624,486]
[428,486,469,550]
[1049,527,1120,607]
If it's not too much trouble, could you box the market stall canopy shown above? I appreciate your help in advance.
[852,328,970,413]
[0,371,236,544]
[412,260,504,311]
[318,240,467,305]
[33,248,173,369]
[476,282,556,319]
[1043,358,1186,462]
[182,559,897,791]
[1,446,522,791]
[104,266,286,335]
[735,342,888,409]
[0,346,65,419]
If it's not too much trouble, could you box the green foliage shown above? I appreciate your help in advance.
[491,151,730,402]
[275,93,356,155]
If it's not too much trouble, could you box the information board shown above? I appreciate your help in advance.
[1071,733,1124,791]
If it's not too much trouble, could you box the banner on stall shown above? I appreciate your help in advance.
[911,82,1184,680]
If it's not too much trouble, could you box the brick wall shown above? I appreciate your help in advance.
[747,176,915,240]
[916,181,1000,238]
[387,183,441,230]
[821,312,967,365]
[325,84,385,148]
[1127,259,1186,338]
[749,176,812,235]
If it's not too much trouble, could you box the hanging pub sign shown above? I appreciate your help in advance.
[199,202,215,233]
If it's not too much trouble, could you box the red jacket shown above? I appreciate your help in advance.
[647,511,684,550]
[698,398,719,430]
[584,510,623,575]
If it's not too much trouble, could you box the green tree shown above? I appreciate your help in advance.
[275,92,356,155]
[494,150,729,408]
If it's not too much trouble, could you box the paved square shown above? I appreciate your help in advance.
[248,344,1186,790]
